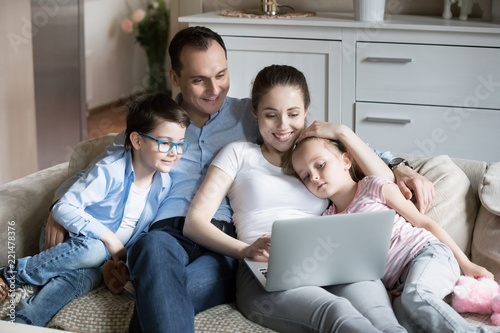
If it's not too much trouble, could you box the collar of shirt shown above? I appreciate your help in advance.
[124,147,170,192]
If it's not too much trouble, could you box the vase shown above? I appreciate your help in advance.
[353,0,386,22]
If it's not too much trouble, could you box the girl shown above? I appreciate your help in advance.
[184,65,405,332]
[0,93,190,321]
[288,134,494,333]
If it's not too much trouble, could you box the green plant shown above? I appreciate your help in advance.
[122,0,169,94]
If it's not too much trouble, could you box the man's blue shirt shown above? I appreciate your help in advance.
[154,95,260,223]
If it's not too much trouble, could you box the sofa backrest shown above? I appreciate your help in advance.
[0,134,118,264]
[0,162,69,264]
[68,134,117,178]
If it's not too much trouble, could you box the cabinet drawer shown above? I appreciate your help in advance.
[355,102,500,163]
[356,43,500,109]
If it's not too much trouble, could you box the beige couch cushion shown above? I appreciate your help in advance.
[412,155,478,255]
[399,155,478,256]
[479,162,500,216]
[0,162,68,262]
[472,161,500,283]
[47,285,134,332]
[43,285,277,333]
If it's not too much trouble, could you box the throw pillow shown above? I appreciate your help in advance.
[472,161,500,283]
[479,162,500,216]
[403,155,477,256]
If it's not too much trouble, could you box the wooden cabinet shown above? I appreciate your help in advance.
[180,12,500,162]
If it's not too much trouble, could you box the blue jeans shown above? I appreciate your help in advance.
[392,241,491,333]
[127,226,238,333]
[2,227,105,326]
[7,236,109,288]
[237,264,405,333]
[9,268,101,326]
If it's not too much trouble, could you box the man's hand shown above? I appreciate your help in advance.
[45,213,68,249]
[393,166,434,214]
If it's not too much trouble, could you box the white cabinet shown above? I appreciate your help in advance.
[355,42,500,162]
[223,37,342,123]
[355,102,500,161]
[356,42,500,109]
[180,12,500,162]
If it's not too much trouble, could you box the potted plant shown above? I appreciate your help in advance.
[122,0,169,94]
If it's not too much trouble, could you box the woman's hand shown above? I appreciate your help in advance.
[45,212,68,249]
[242,234,271,261]
[297,121,347,142]
[100,230,126,263]
[393,166,435,214]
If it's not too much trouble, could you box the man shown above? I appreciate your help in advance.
[43,27,433,332]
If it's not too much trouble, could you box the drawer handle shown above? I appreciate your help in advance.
[366,57,413,64]
[365,117,412,124]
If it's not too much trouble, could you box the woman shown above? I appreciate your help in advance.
[184,65,405,333]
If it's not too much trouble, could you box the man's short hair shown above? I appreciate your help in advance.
[169,26,227,76]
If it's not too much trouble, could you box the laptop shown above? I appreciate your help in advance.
[244,210,395,292]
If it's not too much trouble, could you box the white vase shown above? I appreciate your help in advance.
[353,0,386,22]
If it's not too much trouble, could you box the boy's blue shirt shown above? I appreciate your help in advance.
[52,149,172,249]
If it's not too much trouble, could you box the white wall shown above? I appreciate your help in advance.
[84,0,149,109]
[0,0,38,185]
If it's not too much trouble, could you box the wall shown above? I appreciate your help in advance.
[0,0,38,185]
[84,0,149,109]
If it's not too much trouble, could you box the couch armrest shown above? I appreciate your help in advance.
[0,162,69,265]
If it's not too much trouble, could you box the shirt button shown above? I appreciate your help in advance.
[201,140,205,144]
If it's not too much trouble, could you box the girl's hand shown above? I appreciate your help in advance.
[462,261,494,279]
[100,230,127,263]
[243,234,271,261]
[387,289,401,305]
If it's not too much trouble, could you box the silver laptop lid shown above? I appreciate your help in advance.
[265,210,395,292]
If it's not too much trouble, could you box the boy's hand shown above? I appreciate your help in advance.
[100,230,126,263]
[45,213,68,249]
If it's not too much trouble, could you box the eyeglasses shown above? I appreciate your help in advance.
[138,132,189,154]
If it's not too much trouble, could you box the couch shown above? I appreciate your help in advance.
[1,134,499,332]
